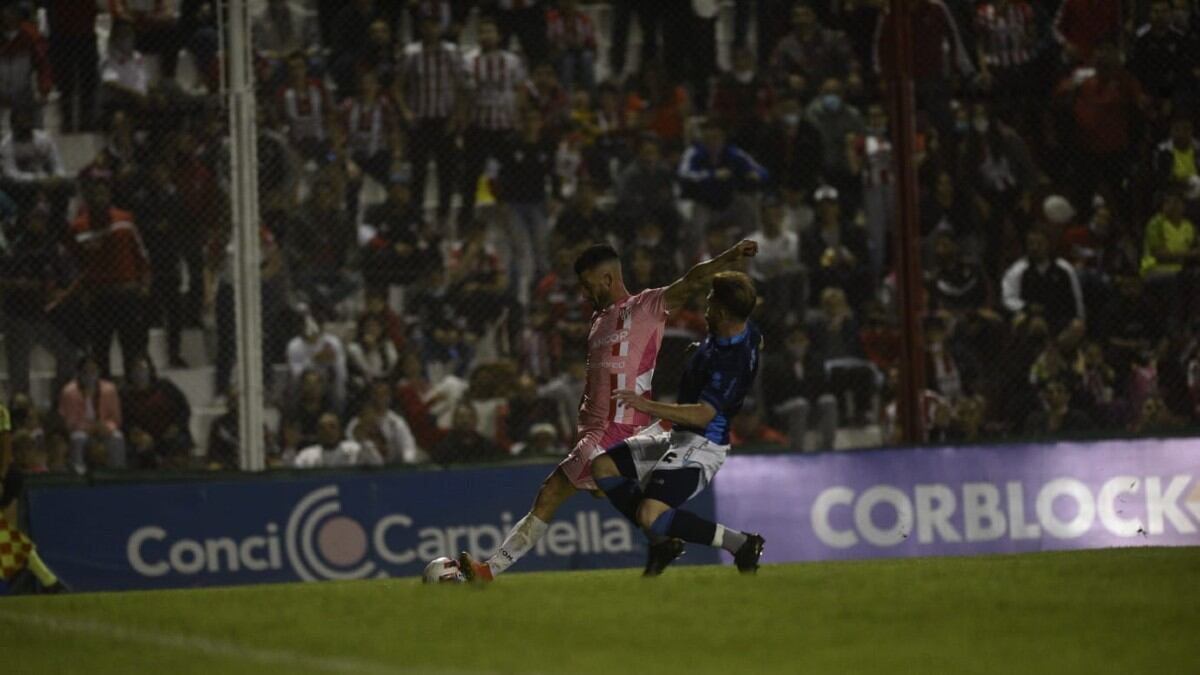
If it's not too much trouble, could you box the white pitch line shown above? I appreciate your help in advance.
[0,610,486,675]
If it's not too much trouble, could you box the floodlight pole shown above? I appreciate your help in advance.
[226,0,266,471]
[887,0,926,444]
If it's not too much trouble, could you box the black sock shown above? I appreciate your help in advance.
[596,475,642,525]
[650,508,718,547]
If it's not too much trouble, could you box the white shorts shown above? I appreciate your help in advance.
[559,421,670,490]
[619,427,729,506]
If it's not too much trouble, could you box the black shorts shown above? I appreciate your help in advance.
[642,467,704,508]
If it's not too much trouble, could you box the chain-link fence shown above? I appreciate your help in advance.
[1,0,1198,478]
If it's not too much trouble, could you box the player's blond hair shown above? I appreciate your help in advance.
[712,271,757,320]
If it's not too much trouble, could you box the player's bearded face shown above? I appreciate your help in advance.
[580,269,614,308]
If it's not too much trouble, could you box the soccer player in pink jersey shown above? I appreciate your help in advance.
[460,240,757,581]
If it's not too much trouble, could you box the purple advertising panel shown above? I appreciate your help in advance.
[712,439,1200,561]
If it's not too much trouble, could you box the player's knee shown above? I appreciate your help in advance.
[636,500,669,532]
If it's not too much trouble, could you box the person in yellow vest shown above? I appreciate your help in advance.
[0,402,65,594]
[1141,186,1200,321]
[1153,115,1198,191]
[1142,187,1198,278]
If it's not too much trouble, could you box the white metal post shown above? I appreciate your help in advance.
[226,0,265,471]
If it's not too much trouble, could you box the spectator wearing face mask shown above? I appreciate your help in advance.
[756,96,824,201]
[805,78,864,197]
[958,101,1037,238]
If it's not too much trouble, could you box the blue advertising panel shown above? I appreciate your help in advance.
[24,464,718,591]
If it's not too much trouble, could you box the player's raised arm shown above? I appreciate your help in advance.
[662,239,758,311]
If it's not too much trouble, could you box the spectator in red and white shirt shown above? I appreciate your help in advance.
[108,0,180,80]
[70,181,151,376]
[398,13,464,223]
[340,69,399,190]
[975,0,1044,106]
[276,52,333,161]
[0,5,52,114]
[460,15,527,226]
[546,0,596,93]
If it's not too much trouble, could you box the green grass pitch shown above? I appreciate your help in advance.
[3,547,1198,674]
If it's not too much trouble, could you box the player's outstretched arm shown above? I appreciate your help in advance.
[663,239,758,312]
[612,390,717,429]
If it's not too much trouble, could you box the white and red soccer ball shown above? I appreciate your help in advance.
[422,557,466,584]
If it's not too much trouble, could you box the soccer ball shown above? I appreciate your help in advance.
[423,556,466,584]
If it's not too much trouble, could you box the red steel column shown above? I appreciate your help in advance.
[886,0,925,444]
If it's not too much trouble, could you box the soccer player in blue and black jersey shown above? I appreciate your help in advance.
[590,271,766,576]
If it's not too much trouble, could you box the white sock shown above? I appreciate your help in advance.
[712,524,747,555]
[487,514,548,576]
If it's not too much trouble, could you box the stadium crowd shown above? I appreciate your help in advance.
[1,0,1199,475]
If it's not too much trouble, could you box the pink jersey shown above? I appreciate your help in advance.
[578,287,670,434]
